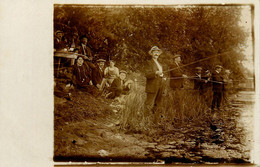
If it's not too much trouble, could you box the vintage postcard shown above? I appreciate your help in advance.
[0,0,259,167]
[53,2,259,166]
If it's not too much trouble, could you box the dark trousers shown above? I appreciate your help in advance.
[211,91,222,110]
[144,86,164,124]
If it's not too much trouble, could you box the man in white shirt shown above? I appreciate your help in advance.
[144,46,166,125]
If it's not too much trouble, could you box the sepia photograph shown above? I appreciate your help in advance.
[53,3,256,165]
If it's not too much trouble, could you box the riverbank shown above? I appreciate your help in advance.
[54,90,254,164]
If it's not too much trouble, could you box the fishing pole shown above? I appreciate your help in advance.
[167,76,224,84]
[163,50,233,73]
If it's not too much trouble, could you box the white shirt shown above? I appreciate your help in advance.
[153,58,162,73]
[153,58,163,77]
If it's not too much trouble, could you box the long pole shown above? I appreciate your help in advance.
[163,51,232,73]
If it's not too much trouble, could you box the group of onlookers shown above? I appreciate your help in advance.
[72,56,133,98]
[54,30,133,99]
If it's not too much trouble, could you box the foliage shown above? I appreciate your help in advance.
[54,5,249,81]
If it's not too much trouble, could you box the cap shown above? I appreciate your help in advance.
[119,70,127,74]
[215,65,223,69]
[173,54,181,59]
[195,67,202,70]
[97,59,106,62]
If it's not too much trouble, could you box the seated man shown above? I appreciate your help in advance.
[106,70,133,99]
[54,30,67,51]
[92,59,106,89]
[72,56,98,96]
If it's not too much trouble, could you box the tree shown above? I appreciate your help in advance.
[54,5,250,79]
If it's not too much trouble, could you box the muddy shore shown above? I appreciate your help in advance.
[54,90,254,164]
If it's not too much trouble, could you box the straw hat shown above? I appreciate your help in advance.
[148,46,162,55]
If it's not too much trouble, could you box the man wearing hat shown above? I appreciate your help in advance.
[92,59,106,88]
[144,46,166,123]
[211,65,224,111]
[107,70,132,99]
[78,35,93,61]
[54,30,67,51]
[169,54,187,90]
[193,67,204,92]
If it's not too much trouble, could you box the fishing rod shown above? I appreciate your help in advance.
[163,50,233,73]
[167,76,224,84]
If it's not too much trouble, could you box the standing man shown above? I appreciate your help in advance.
[144,46,166,124]
[211,65,224,111]
[193,66,210,95]
[169,54,187,90]
[193,66,203,91]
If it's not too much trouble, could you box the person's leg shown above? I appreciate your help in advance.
[99,78,107,90]
[211,91,217,110]
[153,84,164,124]
[217,92,222,110]
[144,93,156,118]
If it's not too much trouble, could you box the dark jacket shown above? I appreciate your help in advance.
[92,66,105,86]
[211,71,224,92]
[72,64,92,87]
[107,77,123,99]
[169,62,184,89]
[144,59,164,93]
[78,43,93,59]
[54,38,66,51]
[194,74,204,90]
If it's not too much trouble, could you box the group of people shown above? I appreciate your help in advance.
[72,56,133,98]
[54,30,231,117]
[54,30,133,99]
[144,46,231,123]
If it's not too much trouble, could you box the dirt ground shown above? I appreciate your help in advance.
[54,88,254,164]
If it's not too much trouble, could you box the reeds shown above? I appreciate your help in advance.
[119,80,213,132]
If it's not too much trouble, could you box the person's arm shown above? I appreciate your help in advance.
[115,67,119,77]
[104,67,109,78]
[86,46,93,59]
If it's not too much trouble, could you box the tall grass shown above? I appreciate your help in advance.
[119,80,213,132]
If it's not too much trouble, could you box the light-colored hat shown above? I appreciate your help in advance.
[215,65,223,69]
[195,67,202,70]
[119,70,127,74]
[173,54,181,59]
[55,30,63,36]
[148,46,162,55]
[97,59,106,62]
